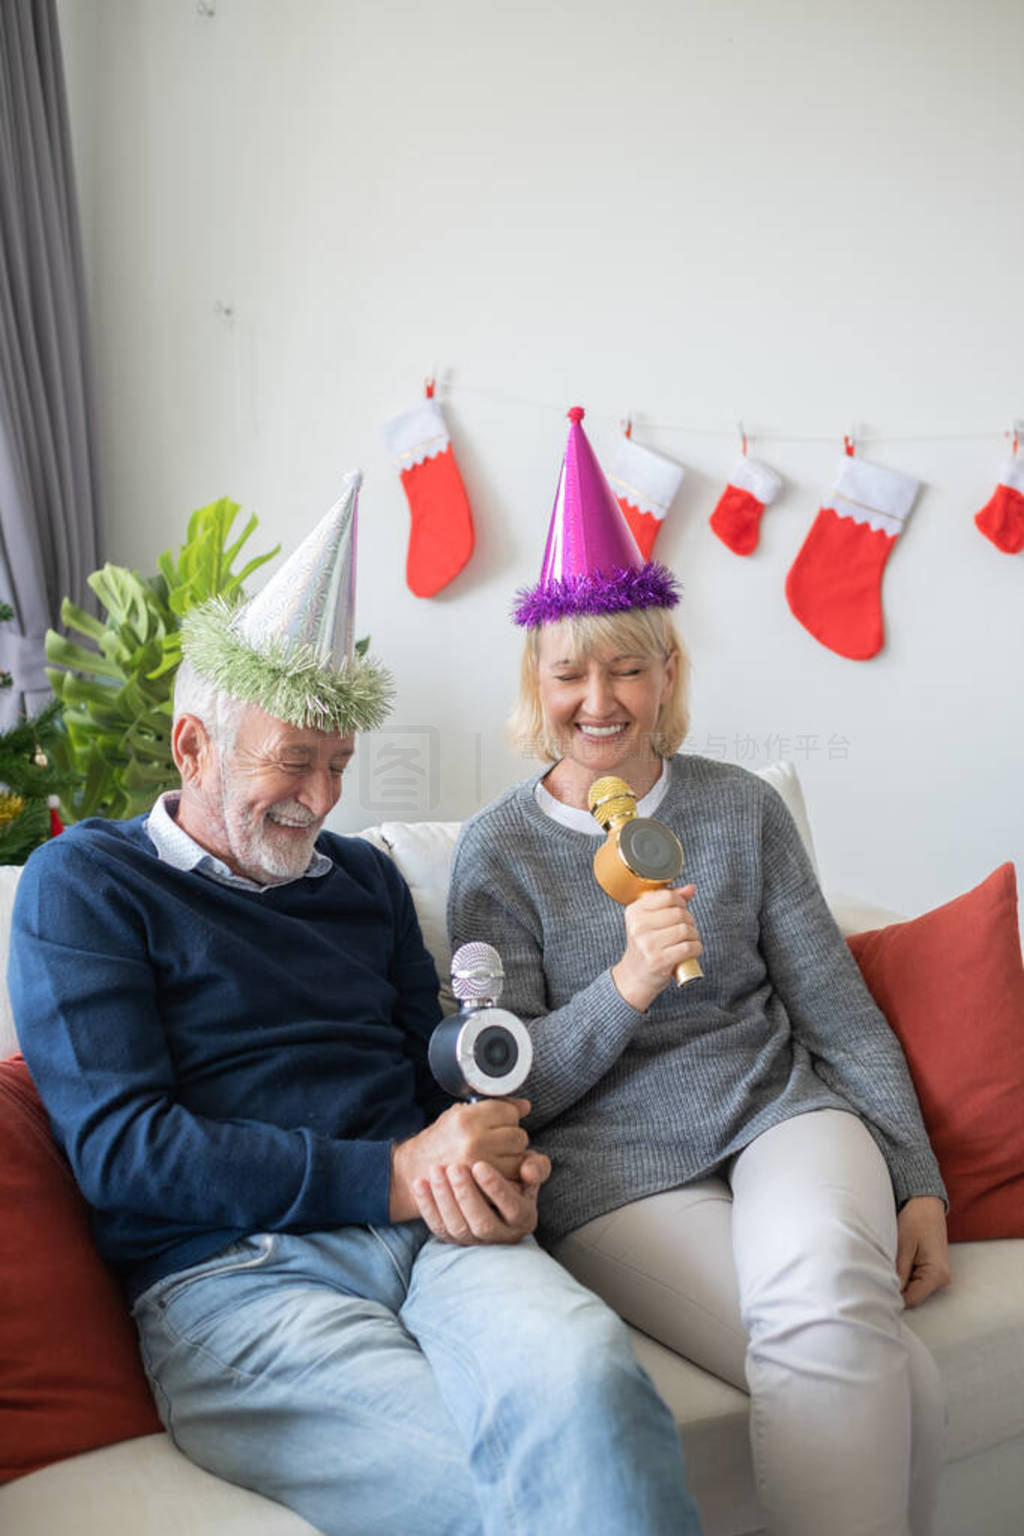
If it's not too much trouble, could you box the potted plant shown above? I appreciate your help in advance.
[45,497,278,823]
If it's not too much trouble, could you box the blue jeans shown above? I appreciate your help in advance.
[133,1222,700,1536]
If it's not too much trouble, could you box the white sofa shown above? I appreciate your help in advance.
[2,762,1022,1536]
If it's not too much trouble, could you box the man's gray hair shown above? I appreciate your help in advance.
[173,660,248,749]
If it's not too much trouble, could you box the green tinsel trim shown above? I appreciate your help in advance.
[181,599,395,734]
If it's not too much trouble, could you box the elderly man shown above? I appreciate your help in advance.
[10,479,700,1536]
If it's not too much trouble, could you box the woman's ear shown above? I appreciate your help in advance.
[661,647,679,703]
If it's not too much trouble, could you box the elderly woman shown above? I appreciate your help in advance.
[440,409,950,1536]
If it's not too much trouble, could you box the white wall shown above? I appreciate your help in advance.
[57,0,1023,918]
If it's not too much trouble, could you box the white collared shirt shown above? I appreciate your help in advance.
[533,757,670,834]
[145,791,332,892]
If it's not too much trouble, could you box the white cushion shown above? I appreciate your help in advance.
[0,1434,319,1535]
[754,760,818,877]
[358,821,462,1013]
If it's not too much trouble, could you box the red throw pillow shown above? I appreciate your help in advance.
[847,863,1024,1242]
[0,1055,161,1483]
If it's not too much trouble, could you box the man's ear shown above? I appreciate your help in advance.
[172,714,213,789]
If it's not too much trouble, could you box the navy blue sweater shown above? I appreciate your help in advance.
[8,818,445,1301]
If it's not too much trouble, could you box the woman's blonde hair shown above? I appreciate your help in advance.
[508,608,691,763]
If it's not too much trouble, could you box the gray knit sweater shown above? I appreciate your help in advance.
[448,755,945,1247]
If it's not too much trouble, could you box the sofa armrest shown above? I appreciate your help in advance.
[0,866,23,1057]
[826,890,906,938]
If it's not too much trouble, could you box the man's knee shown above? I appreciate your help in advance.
[515,1294,655,1410]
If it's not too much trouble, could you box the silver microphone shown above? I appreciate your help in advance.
[429,942,533,1100]
[451,940,506,1006]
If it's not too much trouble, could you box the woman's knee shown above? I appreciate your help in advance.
[739,1203,907,1368]
[742,1172,898,1294]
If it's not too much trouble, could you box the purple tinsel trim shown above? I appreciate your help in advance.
[511,563,682,627]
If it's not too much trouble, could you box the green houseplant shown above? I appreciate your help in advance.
[45,497,279,823]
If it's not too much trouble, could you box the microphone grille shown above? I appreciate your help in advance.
[451,941,505,1003]
[587,776,636,828]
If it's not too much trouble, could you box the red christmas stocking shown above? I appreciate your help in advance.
[785,456,919,661]
[710,456,782,556]
[975,455,1024,555]
[384,393,474,597]
[606,433,685,560]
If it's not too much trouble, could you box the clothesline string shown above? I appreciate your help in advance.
[440,380,1017,449]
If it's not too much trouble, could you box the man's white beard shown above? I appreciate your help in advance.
[224,796,321,884]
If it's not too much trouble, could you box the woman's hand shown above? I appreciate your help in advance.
[611,884,702,1013]
[896,1195,951,1308]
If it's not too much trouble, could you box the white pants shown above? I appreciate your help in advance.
[553,1110,945,1536]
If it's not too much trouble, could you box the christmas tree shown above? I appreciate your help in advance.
[0,600,69,865]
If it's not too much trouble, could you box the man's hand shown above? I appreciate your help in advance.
[611,884,702,1013]
[389,1098,530,1223]
[412,1148,552,1246]
[896,1195,952,1308]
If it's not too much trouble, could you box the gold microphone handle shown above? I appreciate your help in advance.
[674,957,704,987]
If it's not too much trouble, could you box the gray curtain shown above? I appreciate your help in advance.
[0,0,101,726]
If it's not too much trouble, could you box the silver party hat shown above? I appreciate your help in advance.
[181,473,394,733]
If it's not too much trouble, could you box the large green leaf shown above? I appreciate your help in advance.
[59,598,108,642]
[46,633,124,680]
[46,498,279,823]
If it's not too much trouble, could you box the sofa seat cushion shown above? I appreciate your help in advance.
[903,1238,1024,1463]
[0,1434,320,1535]
[631,1237,1024,1533]
[628,1331,762,1535]
[637,1240,1024,1473]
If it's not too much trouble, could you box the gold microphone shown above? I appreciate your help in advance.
[588,776,704,987]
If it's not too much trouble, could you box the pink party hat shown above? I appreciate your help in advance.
[512,407,680,627]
